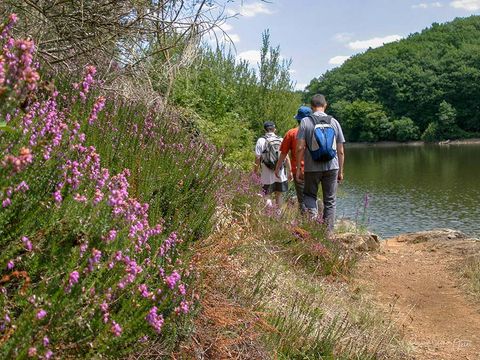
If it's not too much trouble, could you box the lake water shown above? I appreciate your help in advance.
[336,143,480,238]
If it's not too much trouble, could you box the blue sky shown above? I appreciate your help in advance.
[212,0,480,90]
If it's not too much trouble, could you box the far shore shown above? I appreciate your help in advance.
[347,138,480,147]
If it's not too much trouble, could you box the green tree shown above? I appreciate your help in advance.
[305,16,480,139]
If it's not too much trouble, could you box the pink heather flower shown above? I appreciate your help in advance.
[176,300,189,315]
[65,270,80,292]
[103,229,117,243]
[79,242,88,257]
[111,321,122,337]
[73,193,87,203]
[0,13,18,40]
[165,271,181,290]
[145,307,164,334]
[88,96,106,125]
[6,260,14,270]
[43,336,49,347]
[2,198,11,208]
[138,284,151,298]
[36,309,47,320]
[45,350,53,359]
[158,232,178,257]
[93,189,104,205]
[79,65,97,101]
[87,249,102,271]
[28,347,37,357]
[22,236,32,251]
[178,283,186,296]
[15,181,29,193]
[100,301,108,313]
[53,190,62,203]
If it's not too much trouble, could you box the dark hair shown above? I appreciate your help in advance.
[311,94,327,108]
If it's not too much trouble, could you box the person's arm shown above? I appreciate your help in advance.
[254,156,261,175]
[274,152,288,178]
[254,138,263,175]
[337,143,345,182]
[285,156,292,181]
[296,139,306,182]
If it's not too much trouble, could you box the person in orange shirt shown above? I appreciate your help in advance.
[274,106,312,212]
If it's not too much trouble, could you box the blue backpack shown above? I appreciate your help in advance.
[307,115,337,161]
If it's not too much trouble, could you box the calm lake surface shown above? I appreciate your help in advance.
[337,143,480,238]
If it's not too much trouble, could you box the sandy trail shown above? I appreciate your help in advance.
[357,237,480,360]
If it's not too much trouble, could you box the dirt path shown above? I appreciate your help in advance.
[357,236,480,360]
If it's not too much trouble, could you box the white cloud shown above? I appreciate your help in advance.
[227,33,241,43]
[294,83,308,91]
[412,2,443,8]
[237,50,261,64]
[209,21,240,44]
[219,23,233,32]
[328,55,350,66]
[348,35,403,50]
[227,2,274,17]
[333,32,354,43]
[450,0,480,10]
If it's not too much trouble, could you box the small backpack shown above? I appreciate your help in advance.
[261,134,283,170]
[307,115,337,162]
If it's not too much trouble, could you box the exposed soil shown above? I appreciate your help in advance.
[357,236,480,360]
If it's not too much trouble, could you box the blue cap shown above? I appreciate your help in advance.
[294,106,312,121]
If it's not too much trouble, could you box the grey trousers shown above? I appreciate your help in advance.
[293,179,306,213]
[303,170,339,231]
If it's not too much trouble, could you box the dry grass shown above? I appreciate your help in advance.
[176,204,409,359]
[463,254,480,302]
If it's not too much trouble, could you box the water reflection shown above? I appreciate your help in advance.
[337,144,480,238]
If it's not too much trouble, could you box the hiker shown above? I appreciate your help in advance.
[274,106,312,212]
[296,94,345,233]
[254,121,289,207]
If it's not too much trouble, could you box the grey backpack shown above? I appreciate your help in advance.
[261,134,283,170]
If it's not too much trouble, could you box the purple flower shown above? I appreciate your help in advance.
[15,181,29,193]
[43,336,49,347]
[65,270,80,292]
[45,350,53,359]
[145,306,164,333]
[138,284,151,298]
[88,96,106,125]
[103,229,117,243]
[6,260,14,270]
[178,284,186,296]
[2,198,11,208]
[36,309,47,320]
[111,320,122,337]
[22,236,32,251]
[87,248,102,271]
[53,190,62,203]
[165,271,181,290]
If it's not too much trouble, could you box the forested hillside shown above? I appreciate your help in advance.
[305,16,480,142]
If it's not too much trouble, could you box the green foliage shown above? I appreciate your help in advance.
[1,81,225,358]
[392,117,420,142]
[421,101,468,141]
[171,32,301,169]
[306,16,480,141]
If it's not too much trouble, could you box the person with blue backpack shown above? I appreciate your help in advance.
[296,94,345,233]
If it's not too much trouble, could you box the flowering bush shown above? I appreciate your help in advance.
[1,16,225,358]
